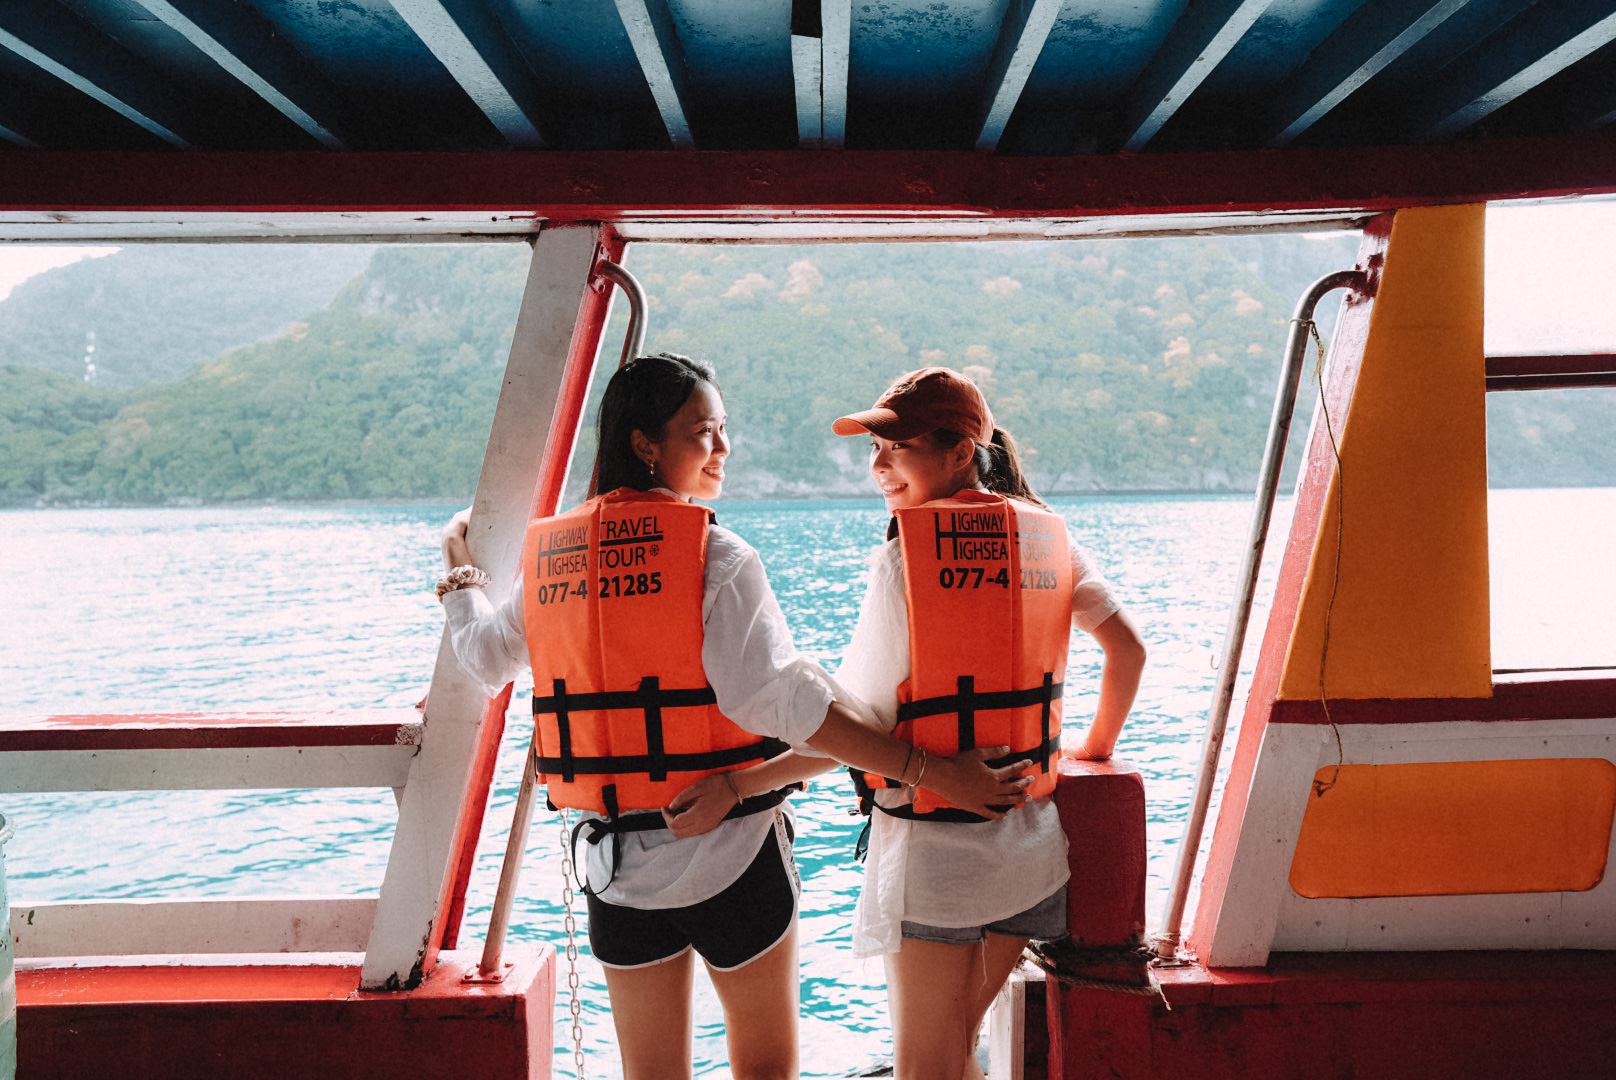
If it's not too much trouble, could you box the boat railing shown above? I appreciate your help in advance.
[0,709,422,960]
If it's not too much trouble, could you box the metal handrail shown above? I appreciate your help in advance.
[1151,268,1367,961]
[478,258,652,980]
[597,261,648,366]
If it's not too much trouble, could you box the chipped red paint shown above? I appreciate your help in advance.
[0,711,423,751]
[8,135,1616,217]
[18,947,555,1079]
[1047,951,1616,1080]
[1269,676,1616,724]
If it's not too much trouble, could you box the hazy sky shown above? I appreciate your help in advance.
[0,200,1611,352]
[0,245,118,301]
[1485,198,1616,353]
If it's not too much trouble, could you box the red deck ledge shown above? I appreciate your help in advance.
[19,946,555,1080]
[0,711,425,752]
[1268,674,1616,725]
[1049,950,1616,1080]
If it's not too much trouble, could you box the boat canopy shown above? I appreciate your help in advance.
[4,1,1616,240]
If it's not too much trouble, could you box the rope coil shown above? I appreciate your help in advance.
[1024,940,1172,1008]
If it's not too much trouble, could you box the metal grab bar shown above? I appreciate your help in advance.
[479,751,541,978]
[478,258,651,981]
[1152,268,1366,961]
[597,261,648,367]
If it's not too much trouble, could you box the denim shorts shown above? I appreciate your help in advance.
[900,884,1067,946]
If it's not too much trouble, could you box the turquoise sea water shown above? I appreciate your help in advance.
[3,490,1612,1077]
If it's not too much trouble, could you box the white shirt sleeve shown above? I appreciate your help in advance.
[441,580,527,695]
[832,541,909,735]
[701,526,836,746]
[1071,542,1121,633]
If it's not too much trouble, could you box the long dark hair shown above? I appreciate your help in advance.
[589,352,719,497]
[930,426,1046,508]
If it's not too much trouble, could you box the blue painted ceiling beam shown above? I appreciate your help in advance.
[974,0,1064,154]
[1266,0,1479,148]
[133,0,350,151]
[820,0,849,149]
[1420,1,1616,140]
[790,0,822,148]
[0,1,192,148]
[386,0,547,149]
[613,0,695,149]
[1119,0,1279,152]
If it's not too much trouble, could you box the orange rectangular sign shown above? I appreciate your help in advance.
[1290,758,1616,898]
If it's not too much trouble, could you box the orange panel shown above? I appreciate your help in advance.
[1290,758,1616,897]
[1279,204,1492,701]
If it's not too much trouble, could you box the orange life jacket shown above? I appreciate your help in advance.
[860,490,1074,821]
[522,488,788,818]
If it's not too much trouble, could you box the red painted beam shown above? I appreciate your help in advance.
[0,711,424,752]
[1485,352,1616,391]
[18,947,555,1080]
[8,133,1616,217]
[1268,675,1616,725]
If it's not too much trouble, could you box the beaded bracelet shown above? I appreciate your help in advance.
[435,564,491,599]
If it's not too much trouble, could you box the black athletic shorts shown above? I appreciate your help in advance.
[586,812,799,971]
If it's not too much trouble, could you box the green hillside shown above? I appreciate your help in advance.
[0,245,373,385]
[569,236,1359,500]
[5,231,1606,506]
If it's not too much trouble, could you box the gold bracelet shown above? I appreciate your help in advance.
[913,748,929,791]
[722,771,742,803]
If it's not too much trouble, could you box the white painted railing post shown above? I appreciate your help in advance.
[361,224,618,989]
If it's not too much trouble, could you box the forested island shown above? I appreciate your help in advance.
[1,235,1608,506]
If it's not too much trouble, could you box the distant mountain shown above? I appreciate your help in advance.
[0,245,374,385]
[565,235,1362,499]
[6,232,1606,506]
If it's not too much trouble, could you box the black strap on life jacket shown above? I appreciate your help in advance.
[895,672,1062,777]
[567,780,801,895]
[533,675,789,783]
[847,728,1063,835]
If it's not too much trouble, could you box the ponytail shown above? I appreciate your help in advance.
[977,427,1046,507]
[930,425,1047,508]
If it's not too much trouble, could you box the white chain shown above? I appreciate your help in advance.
[558,808,587,1079]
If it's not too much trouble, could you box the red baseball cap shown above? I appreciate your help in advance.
[832,367,995,443]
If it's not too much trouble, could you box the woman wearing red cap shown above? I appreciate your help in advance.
[832,367,1145,1079]
[712,366,1145,1078]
